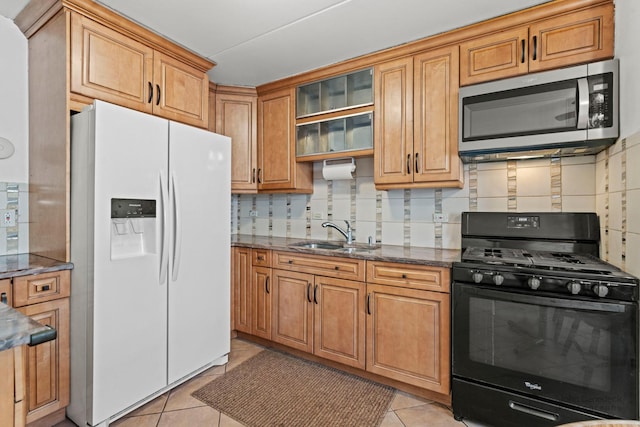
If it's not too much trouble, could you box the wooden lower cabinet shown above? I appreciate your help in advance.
[17,298,70,425]
[271,269,366,369]
[365,283,450,394]
[233,249,451,398]
[313,276,366,369]
[0,346,26,427]
[232,247,272,339]
[271,270,314,353]
[11,270,70,426]
[252,266,272,340]
[232,247,252,334]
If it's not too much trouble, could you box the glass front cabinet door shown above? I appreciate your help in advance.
[295,68,373,159]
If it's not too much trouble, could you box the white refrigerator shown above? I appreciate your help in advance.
[67,100,231,426]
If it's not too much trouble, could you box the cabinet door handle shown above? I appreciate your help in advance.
[415,152,419,174]
[307,283,312,303]
[156,84,161,105]
[288,259,293,264]
[313,284,318,304]
[257,255,265,261]
[265,276,270,294]
[252,168,256,183]
[521,39,525,63]
[532,35,538,61]
[148,82,153,103]
[366,293,372,315]
[407,154,411,174]
[1,292,7,305]
[257,168,262,184]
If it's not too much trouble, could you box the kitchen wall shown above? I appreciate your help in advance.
[0,15,29,255]
[232,155,598,246]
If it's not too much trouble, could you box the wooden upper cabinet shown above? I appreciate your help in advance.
[528,3,614,73]
[70,13,153,113]
[374,46,462,189]
[374,57,414,186]
[460,2,614,85]
[69,11,209,128]
[258,88,313,193]
[215,87,259,193]
[459,26,529,86]
[153,52,208,128]
[413,46,461,185]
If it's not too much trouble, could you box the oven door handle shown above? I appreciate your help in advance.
[459,283,628,313]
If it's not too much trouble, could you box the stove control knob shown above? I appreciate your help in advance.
[567,281,582,295]
[493,274,504,286]
[528,277,541,290]
[593,284,609,298]
[471,272,484,283]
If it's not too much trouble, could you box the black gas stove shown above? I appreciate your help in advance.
[452,212,640,426]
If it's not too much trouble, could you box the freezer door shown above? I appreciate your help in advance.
[167,121,231,383]
[90,101,169,424]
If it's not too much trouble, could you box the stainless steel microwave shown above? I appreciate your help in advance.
[459,59,618,162]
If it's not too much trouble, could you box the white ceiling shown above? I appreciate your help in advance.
[0,0,550,87]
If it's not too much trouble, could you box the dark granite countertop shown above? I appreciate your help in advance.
[0,303,55,351]
[231,235,461,268]
[0,253,73,280]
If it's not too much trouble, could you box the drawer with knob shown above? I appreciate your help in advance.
[252,249,271,267]
[273,251,364,281]
[366,261,449,292]
[12,271,71,308]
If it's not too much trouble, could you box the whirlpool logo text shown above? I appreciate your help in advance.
[524,381,542,391]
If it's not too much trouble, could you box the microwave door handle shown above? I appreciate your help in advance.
[576,77,590,129]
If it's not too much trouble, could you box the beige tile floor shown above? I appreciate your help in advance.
[56,338,468,427]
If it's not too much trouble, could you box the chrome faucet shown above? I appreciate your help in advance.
[322,220,354,245]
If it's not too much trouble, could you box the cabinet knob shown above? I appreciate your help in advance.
[401,273,407,279]
[288,259,293,264]
[257,255,265,261]
[334,266,339,270]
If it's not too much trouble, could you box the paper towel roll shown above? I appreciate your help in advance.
[322,158,356,180]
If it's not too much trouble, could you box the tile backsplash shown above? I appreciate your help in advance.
[231,129,640,277]
[0,182,28,256]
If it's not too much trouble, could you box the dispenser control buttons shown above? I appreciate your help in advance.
[111,198,156,218]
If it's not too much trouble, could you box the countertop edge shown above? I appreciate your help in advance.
[231,235,461,267]
[0,253,73,280]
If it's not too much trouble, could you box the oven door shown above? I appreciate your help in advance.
[452,282,638,419]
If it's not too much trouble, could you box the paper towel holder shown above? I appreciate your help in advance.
[322,157,356,180]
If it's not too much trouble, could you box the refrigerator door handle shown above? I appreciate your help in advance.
[159,173,169,285]
[171,173,183,281]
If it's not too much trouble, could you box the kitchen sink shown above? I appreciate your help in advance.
[289,241,344,250]
[289,241,379,253]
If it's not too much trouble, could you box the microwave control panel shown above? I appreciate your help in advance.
[588,72,613,129]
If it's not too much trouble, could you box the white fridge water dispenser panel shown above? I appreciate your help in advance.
[110,198,157,259]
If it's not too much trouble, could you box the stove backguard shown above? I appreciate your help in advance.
[461,212,601,256]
